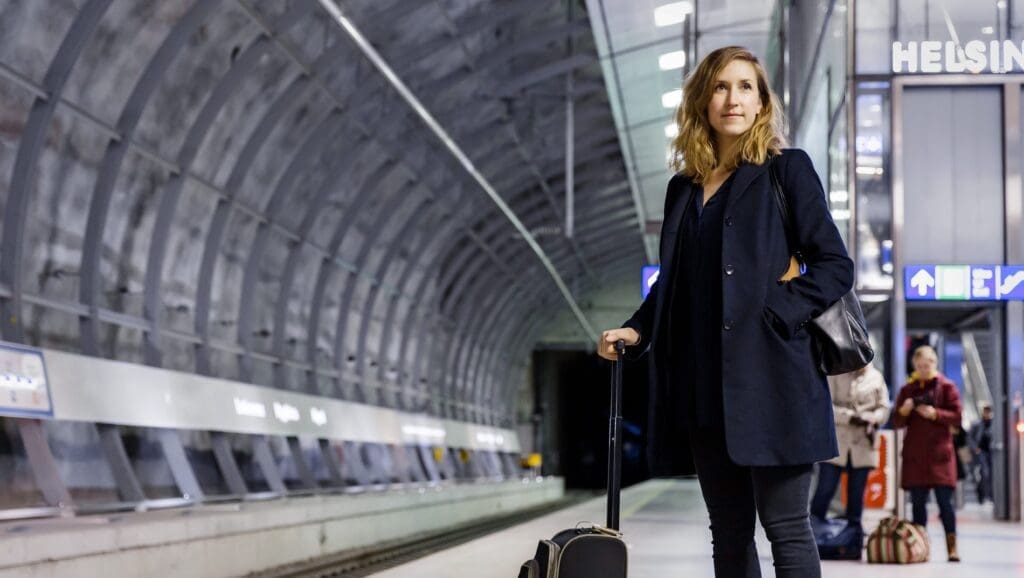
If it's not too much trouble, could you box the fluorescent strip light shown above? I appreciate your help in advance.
[655,2,694,27]
[659,50,687,70]
[830,190,849,203]
[856,166,884,175]
[664,123,679,138]
[662,89,682,108]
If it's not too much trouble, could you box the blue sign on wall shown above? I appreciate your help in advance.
[642,266,660,300]
[905,265,1024,301]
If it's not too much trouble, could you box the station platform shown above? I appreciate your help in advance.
[371,478,1024,578]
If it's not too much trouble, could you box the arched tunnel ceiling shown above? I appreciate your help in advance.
[0,0,646,426]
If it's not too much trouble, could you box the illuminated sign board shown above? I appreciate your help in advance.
[905,265,1024,301]
[893,40,1024,74]
[0,343,53,418]
[642,266,660,299]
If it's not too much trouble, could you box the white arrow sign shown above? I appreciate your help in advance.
[1000,270,1024,296]
[910,269,935,296]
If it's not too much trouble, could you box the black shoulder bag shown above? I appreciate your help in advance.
[768,158,874,376]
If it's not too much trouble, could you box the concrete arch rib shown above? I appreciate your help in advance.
[389,219,491,413]
[234,108,344,382]
[437,242,553,421]
[460,242,584,422]
[141,35,272,366]
[350,193,453,408]
[435,197,574,415]
[302,154,395,393]
[460,275,549,421]
[78,0,221,357]
[270,129,365,391]
[424,232,549,420]
[332,182,428,404]
[491,303,554,424]
[314,0,598,347]
[193,74,315,375]
[407,194,557,417]
[370,198,476,410]
[464,277,554,423]
[410,219,526,418]
[1,0,114,343]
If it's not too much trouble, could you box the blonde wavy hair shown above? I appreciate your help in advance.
[669,46,787,184]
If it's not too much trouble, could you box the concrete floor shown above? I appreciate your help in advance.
[370,478,1024,577]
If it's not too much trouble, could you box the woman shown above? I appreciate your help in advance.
[598,46,853,577]
[892,344,963,562]
[810,364,890,531]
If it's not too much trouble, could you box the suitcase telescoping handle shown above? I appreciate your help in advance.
[606,339,626,531]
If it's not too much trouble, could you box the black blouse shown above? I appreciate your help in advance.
[667,171,737,428]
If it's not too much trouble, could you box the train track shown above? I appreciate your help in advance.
[259,493,593,577]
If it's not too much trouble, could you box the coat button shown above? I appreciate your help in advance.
[723,320,733,331]
[725,216,734,227]
[724,265,735,276]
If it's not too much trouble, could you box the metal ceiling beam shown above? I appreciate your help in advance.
[195,73,317,375]
[493,52,598,97]
[143,35,272,367]
[316,0,598,344]
[426,2,600,288]
[235,108,343,381]
[1,0,113,344]
[79,0,221,357]
[473,18,592,73]
[391,1,553,77]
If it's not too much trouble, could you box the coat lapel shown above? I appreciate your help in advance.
[725,161,770,212]
[660,178,696,269]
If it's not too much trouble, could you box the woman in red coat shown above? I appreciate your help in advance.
[892,345,963,562]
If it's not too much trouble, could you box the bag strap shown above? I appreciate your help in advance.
[768,156,805,264]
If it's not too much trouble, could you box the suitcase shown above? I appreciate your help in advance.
[811,517,863,560]
[517,340,629,578]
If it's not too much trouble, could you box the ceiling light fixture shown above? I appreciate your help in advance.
[662,89,682,108]
[664,123,679,138]
[655,2,694,27]
[659,50,687,70]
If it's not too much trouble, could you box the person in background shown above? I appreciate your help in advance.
[892,345,963,562]
[969,403,994,503]
[810,363,890,531]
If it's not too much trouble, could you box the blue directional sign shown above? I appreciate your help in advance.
[641,266,660,300]
[905,265,1024,301]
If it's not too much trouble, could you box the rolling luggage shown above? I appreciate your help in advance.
[517,340,629,578]
[811,517,863,560]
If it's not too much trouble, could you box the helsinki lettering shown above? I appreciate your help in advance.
[892,40,1024,74]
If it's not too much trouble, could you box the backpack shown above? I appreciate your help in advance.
[812,518,863,560]
[866,516,930,564]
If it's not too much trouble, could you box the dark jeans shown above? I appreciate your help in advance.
[689,424,821,578]
[974,451,992,503]
[909,486,956,535]
[809,460,871,527]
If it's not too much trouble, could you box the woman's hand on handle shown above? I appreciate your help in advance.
[598,328,640,360]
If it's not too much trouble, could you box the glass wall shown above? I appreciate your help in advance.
[854,84,893,290]
[898,0,1008,44]
[857,0,893,74]
[787,0,850,239]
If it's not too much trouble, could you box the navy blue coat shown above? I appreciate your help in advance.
[623,148,853,471]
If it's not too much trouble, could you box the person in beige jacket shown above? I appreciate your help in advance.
[809,364,891,531]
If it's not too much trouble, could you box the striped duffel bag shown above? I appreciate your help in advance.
[866,516,930,564]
